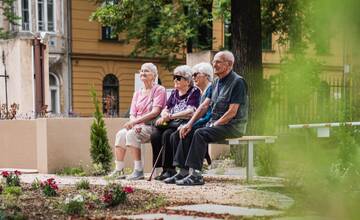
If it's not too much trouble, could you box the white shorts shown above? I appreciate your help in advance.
[115,125,153,149]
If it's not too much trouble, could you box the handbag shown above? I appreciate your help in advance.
[155,119,188,129]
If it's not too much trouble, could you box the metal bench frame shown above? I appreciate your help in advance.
[224,136,277,181]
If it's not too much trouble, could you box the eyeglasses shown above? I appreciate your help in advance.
[173,75,186,81]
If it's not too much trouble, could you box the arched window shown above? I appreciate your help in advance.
[103,74,119,117]
[49,72,60,114]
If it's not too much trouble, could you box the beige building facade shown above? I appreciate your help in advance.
[0,0,70,116]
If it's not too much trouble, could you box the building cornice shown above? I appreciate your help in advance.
[71,52,185,64]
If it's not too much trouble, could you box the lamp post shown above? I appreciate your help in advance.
[0,50,9,118]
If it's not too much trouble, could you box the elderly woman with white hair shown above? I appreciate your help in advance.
[164,62,214,184]
[150,65,201,181]
[109,63,167,180]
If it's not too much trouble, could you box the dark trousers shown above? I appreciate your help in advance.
[150,127,177,169]
[185,124,240,170]
[170,129,195,169]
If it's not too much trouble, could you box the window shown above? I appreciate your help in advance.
[49,73,60,114]
[103,74,119,117]
[21,0,31,31]
[101,26,117,40]
[37,0,55,32]
[101,0,118,40]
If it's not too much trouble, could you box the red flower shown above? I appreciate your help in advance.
[1,171,9,177]
[102,192,113,203]
[123,186,134,194]
[14,170,21,176]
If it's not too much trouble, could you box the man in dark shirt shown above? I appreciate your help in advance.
[177,51,248,185]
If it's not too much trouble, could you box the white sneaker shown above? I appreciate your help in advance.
[126,170,144,180]
[108,169,126,179]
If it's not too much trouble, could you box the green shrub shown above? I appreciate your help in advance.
[89,88,113,174]
[63,195,85,216]
[3,186,22,197]
[2,186,22,210]
[256,143,278,176]
[76,179,90,190]
[56,166,86,176]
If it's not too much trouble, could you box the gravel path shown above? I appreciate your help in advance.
[19,173,293,210]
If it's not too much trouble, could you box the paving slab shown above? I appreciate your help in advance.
[121,213,220,220]
[168,204,283,217]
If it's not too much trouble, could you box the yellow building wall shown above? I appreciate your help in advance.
[71,0,176,116]
[72,58,174,116]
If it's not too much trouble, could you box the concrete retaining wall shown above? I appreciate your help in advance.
[0,118,225,174]
[0,118,154,173]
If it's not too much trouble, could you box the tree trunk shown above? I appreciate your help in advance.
[231,0,264,134]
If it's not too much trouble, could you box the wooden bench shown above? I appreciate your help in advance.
[141,136,277,180]
[221,136,277,181]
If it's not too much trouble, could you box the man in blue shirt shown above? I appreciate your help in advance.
[177,51,248,185]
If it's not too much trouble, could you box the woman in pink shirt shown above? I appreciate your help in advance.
[109,63,166,180]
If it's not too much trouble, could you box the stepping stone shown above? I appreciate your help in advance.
[274,216,330,220]
[121,213,219,220]
[168,204,283,217]
[0,168,38,174]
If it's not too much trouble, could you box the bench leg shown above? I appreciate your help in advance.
[247,141,254,182]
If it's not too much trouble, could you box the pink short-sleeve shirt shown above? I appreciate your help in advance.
[130,84,166,118]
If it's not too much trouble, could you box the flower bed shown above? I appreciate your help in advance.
[0,174,167,219]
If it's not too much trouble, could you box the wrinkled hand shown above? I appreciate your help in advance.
[161,110,170,118]
[179,123,192,139]
[155,117,165,126]
[124,121,134,130]
[134,126,142,134]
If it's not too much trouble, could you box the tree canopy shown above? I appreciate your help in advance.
[91,0,321,58]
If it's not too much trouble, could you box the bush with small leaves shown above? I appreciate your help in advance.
[75,179,90,190]
[2,186,22,209]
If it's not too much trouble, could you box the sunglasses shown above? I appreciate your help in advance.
[173,75,186,81]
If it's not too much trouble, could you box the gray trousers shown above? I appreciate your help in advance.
[185,124,241,170]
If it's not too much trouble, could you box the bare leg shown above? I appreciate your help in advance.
[129,146,141,161]
[115,146,126,161]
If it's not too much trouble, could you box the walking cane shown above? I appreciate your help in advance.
[147,144,165,181]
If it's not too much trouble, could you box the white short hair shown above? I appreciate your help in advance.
[141,63,158,79]
[217,50,235,64]
[174,65,193,80]
[192,62,214,82]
